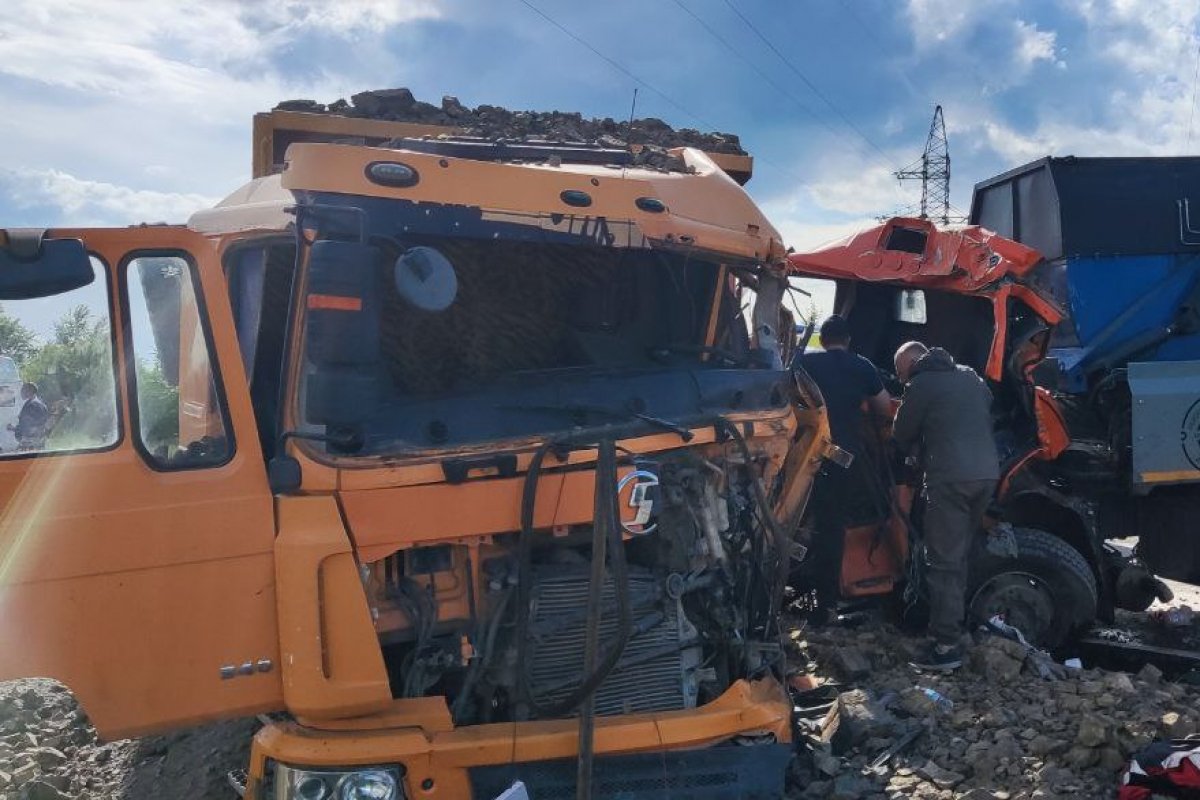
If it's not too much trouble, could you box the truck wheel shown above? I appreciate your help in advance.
[968,527,1098,650]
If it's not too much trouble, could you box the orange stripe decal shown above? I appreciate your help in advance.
[308,294,363,312]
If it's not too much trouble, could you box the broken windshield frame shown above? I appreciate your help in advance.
[288,200,789,458]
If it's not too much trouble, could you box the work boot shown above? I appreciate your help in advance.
[908,642,963,671]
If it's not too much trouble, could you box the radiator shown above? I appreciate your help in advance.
[526,565,699,717]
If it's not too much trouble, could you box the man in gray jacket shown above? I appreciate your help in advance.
[893,342,999,670]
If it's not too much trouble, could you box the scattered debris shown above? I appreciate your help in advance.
[786,614,1200,799]
[0,679,255,799]
[1150,605,1196,628]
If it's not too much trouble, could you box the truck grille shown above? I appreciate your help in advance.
[526,566,696,717]
[468,743,791,799]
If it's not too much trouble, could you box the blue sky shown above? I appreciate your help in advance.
[2,0,1197,258]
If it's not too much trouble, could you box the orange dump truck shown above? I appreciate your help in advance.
[0,111,830,798]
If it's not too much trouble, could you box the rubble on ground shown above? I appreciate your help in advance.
[274,88,747,154]
[0,679,254,799]
[786,615,1200,799]
[4,609,1198,798]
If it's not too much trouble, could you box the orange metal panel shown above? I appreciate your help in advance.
[787,217,1043,291]
[274,494,391,719]
[281,143,781,262]
[245,678,790,798]
[0,227,280,739]
[342,469,593,561]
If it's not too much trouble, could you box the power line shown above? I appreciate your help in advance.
[516,0,814,185]
[722,0,899,169]
[516,0,720,133]
[833,0,933,107]
[669,0,898,176]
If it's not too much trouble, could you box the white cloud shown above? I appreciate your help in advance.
[906,0,1009,49]
[1073,0,1197,75]
[804,164,907,217]
[1013,20,1057,70]
[1,168,218,227]
[0,1,441,115]
[0,0,445,224]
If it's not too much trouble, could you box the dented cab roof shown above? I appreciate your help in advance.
[190,141,783,263]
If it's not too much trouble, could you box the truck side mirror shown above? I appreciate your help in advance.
[0,233,94,299]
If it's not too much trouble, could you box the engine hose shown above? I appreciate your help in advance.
[576,441,610,800]
[514,436,634,722]
[450,588,511,725]
[555,440,632,715]
[716,418,790,637]
[577,438,633,800]
[514,439,556,718]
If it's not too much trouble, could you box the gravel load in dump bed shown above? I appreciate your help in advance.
[0,679,254,799]
[274,88,747,154]
[785,613,1200,800]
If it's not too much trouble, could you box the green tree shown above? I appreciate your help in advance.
[0,306,37,365]
[135,359,179,454]
[23,305,118,448]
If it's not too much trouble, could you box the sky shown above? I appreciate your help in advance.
[2,0,1200,325]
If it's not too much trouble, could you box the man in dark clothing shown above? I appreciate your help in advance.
[893,342,999,670]
[10,382,49,450]
[794,316,892,616]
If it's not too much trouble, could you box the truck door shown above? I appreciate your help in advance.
[0,227,281,739]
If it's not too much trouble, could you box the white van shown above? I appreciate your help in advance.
[0,357,22,452]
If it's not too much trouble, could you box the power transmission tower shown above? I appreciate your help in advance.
[894,106,963,225]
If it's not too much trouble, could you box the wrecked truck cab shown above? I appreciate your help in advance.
[230,140,831,797]
[1,135,831,799]
[788,218,1116,647]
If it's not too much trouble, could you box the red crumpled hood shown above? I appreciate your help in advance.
[787,217,1043,292]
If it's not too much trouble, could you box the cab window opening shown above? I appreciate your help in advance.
[125,253,233,469]
[225,241,297,460]
[0,256,118,457]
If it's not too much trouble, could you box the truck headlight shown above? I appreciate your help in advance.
[274,765,402,800]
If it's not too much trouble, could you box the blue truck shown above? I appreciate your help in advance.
[971,156,1200,587]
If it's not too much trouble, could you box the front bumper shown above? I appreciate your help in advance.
[245,678,792,798]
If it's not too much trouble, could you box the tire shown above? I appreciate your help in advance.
[968,527,1098,651]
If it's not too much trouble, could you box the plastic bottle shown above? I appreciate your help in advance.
[916,686,954,713]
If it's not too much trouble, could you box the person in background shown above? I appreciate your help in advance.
[10,382,49,451]
[893,342,999,671]
[793,315,893,620]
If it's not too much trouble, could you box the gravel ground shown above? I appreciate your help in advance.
[785,611,1200,799]
[0,682,255,800]
[2,583,1198,799]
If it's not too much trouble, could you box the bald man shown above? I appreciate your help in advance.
[893,342,999,670]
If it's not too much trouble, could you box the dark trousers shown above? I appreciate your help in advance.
[924,479,995,646]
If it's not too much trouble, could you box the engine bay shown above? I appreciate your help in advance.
[361,444,789,726]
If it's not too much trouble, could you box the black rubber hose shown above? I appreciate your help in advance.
[576,439,634,800]
[514,439,557,718]
[717,418,790,632]
[576,441,611,800]
[542,440,633,717]
[450,588,511,725]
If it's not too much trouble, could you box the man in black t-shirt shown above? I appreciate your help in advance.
[793,316,892,617]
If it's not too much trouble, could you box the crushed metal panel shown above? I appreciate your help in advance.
[1129,360,1200,485]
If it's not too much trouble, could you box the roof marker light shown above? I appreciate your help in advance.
[560,190,593,208]
[635,197,666,213]
[366,161,419,188]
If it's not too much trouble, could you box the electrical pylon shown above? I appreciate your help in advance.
[895,105,961,225]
